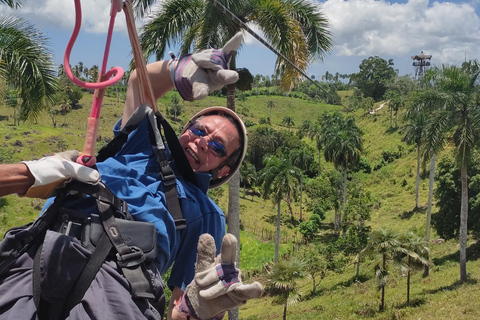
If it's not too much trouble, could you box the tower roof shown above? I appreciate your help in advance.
[411,51,432,60]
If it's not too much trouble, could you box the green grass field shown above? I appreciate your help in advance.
[0,90,479,319]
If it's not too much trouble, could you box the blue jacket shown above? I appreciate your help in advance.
[44,117,226,291]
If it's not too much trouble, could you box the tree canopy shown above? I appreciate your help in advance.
[350,56,396,101]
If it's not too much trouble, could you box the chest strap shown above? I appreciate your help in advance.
[96,104,198,229]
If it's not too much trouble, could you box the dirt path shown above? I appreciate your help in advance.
[369,101,388,114]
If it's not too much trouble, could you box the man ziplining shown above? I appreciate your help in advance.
[0,17,263,320]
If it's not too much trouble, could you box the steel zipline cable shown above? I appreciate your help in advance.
[208,0,334,98]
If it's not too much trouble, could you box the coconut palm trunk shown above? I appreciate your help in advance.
[226,78,241,320]
[341,166,347,233]
[275,201,281,262]
[380,254,386,311]
[424,153,436,276]
[407,256,411,305]
[459,166,468,282]
[415,144,420,208]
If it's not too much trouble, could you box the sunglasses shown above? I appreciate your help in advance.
[188,121,228,158]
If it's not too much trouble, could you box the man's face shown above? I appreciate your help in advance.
[178,115,240,175]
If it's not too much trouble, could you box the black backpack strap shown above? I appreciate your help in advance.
[146,110,186,230]
[155,111,198,187]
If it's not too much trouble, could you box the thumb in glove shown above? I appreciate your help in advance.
[21,150,100,199]
[170,32,243,101]
[178,233,264,320]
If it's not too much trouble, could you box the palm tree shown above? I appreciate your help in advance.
[4,89,18,125]
[258,155,302,262]
[422,61,480,282]
[0,0,22,8]
[89,65,99,82]
[399,231,431,305]
[321,111,363,231]
[239,160,256,199]
[361,228,407,311]
[407,85,444,276]
[77,61,84,77]
[267,100,275,120]
[388,93,403,128]
[83,66,89,81]
[0,14,58,122]
[289,147,315,221]
[304,119,323,173]
[266,258,305,320]
[281,116,295,130]
[402,108,427,209]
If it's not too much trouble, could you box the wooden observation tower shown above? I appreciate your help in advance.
[411,51,432,79]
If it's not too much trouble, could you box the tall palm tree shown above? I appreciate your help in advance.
[422,61,480,282]
[0,14,58,122]
[305,119,323,173]
[289,147,315,221]
[267,100,275,120]
[258,154,302,262]
[402,107,427,209]
[407,83,444,276]
[321,111,363,231]
[239,160,256,199]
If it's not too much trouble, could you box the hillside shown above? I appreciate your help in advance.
[0,90,479,319]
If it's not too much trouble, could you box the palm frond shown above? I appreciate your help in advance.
[0,14,57,122]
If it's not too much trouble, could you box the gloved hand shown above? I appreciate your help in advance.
[171,32,243,101]
[21,150,100,199]
[176,233,264,320]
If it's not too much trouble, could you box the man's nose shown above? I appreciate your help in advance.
[198,135,211,151]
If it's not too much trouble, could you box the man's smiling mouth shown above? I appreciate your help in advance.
[186,148,199,163]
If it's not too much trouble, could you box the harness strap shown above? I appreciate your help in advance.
[96,199,155,299]
[156,112,198,187]
[61,233,112,318]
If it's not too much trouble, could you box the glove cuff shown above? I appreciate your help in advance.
[170,54,194,101]
[177,292,226,320]
[175,293,200,320]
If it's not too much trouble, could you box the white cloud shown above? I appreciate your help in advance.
[1,0,480,75]
[320,0,480,65]
[0,0,128,34]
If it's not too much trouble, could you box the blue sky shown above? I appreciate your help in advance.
[1,0,480,80]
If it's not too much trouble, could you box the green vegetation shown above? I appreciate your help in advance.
[1,59,480,320]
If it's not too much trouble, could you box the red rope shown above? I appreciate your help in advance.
[63,0,157,166]
[63,0,124,166]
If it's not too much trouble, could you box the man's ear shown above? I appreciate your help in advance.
[217,165,230,178]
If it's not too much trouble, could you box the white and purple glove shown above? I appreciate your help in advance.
[21,150,100,199]
[176,233,264,320]
[170,32,243,101]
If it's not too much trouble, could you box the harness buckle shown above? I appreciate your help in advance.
[63,220,83,237]
[116,246,146,268]
[159,161,176,185]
